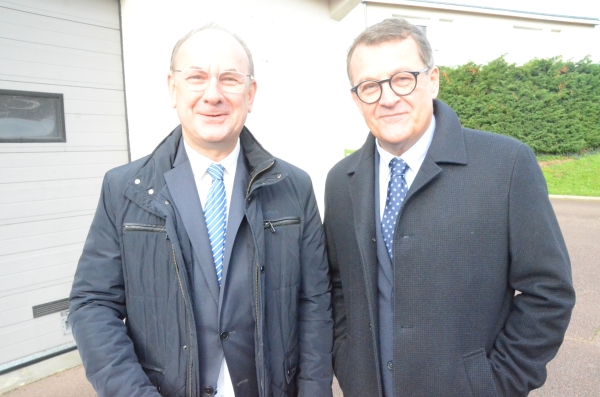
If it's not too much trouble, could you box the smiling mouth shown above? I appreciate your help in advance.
[199,113,229,120]
[380,113,406,119]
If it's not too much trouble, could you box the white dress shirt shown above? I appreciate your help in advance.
[377,116,436,220]
[183,138,240,397]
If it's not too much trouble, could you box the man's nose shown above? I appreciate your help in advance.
[202,74,223,102]
[379,82,401,106]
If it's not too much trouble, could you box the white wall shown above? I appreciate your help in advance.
[365,2,600,67]
[120,0,368,211]
[0,0,128,368]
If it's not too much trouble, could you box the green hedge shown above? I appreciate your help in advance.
[438,57,600,154]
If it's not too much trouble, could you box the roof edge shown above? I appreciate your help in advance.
[329,0,363,21]
[365,0,600,25]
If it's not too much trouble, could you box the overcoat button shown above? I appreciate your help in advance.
[220,331,229,341]
[276,173,281,179]
[183,345,187,350]
[165,200,170,205]
[203,386,214,395]
[260,266,265,273]
[372,238,376,243]
[387,361,393,370]
[287,369,291,376]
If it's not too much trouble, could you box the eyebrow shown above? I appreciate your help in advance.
[185,66,241,72]
[357,67,422,82]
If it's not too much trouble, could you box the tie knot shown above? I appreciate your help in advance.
[207,163,225,181]
[389,157,409,177]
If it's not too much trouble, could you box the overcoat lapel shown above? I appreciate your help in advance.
[405,100,468,203]
[404,155,442,203]
[164,142,220,305]
[348,139,379,321]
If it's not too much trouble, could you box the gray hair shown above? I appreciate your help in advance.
[346,18,434,84]
[170,23,254,77]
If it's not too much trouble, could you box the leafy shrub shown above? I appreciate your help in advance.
[438,57,600,154]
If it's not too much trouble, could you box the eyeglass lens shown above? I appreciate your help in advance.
[180,69,248,93]
[357,72,418,103]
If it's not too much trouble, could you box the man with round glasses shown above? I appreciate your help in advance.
[69,24,333,397]
[324,18,574,397]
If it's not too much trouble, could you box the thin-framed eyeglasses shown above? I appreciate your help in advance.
[351,67,430,104]
[173,68,252,94]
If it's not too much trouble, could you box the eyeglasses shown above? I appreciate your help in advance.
[351,67,430,104]
[173,68,252,94]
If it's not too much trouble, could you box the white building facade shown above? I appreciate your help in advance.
[363,0,600,67]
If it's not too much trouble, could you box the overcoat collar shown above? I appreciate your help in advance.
[346,100,467,174]
[347,100,469,201]
[405,100,468,200]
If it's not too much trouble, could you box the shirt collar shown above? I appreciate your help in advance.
[376,115,436,172]
[184,138,240,178]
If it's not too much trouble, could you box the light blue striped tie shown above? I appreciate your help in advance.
[204,164,227,286]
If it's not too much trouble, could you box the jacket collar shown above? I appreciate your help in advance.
[239,127,287,197]
[124,125,284,215]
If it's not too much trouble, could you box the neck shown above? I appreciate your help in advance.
[182,132,237,162]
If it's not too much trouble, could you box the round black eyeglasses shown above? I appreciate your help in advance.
[351,67,430,104]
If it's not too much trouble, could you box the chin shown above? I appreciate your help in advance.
[380,129,411,143]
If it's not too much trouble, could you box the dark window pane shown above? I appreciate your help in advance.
[0,90,66,142]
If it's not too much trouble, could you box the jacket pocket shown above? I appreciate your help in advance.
[263,217,300,233]
[141,363,165,393]
[123,223,166,233]
[463,348,500,397]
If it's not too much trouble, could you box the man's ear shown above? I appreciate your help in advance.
[429,66,440,100]
[168,72,177,108]
[247,80,258,113]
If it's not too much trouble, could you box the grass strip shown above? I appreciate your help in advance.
[540,153,600,197]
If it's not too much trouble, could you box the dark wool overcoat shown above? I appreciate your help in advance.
[324,100,575,397]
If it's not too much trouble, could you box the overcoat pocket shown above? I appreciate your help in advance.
[463,348,500,397]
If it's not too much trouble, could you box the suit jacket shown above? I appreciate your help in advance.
[324,100,575,397]
[165,141,258,396]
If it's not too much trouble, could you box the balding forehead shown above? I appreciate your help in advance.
[171,27,254,76]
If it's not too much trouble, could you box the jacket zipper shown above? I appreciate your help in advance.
[123,223,166,233]
[246,160,275,198]
[263,217,301,233]
[246,160,275,397]
[171,244,193,397]
[255,255,262,394]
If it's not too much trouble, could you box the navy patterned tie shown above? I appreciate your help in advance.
[204,164,227,286]
[381,158,409,260]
